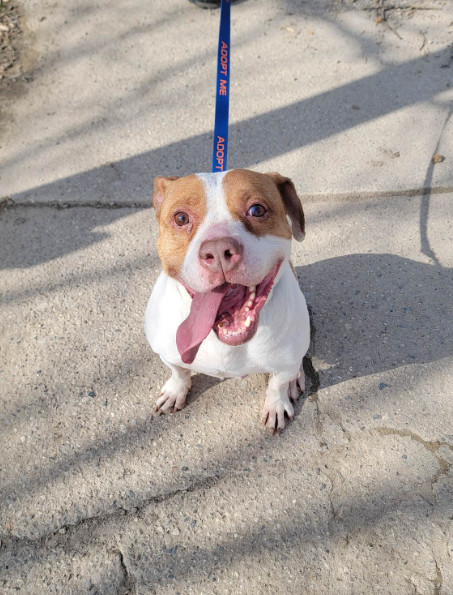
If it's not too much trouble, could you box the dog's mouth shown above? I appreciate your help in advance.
[176,261,282,364]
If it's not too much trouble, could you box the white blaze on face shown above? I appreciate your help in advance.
[180,171,291,293]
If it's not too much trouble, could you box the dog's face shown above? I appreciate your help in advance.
[153,169,305,362]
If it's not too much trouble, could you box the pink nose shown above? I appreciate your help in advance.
[199,237,243,274]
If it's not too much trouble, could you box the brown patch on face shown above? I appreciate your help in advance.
[223,169,293,240]
[154,174,207,278]
[153,175,179,218]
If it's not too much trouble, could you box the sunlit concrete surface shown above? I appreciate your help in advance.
[1,0,452,593]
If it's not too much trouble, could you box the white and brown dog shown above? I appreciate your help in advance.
[145,169,310,433]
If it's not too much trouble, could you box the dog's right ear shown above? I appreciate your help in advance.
[152,176,179,220]
[266,173,305,241]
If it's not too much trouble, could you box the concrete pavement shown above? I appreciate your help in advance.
[1,0,452,204]
[1,0,453,593]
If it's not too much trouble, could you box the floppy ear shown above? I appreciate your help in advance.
[152,176,179,220]
[266,173,305,241]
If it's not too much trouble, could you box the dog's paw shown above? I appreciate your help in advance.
[288,371,306,402]
[155,377,191,414]
[261,393,294,435]
[262,371,306,434]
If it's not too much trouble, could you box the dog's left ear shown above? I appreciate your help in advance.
[266,173,305,241]
[152,175,180,220]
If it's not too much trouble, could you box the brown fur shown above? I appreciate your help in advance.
[223,169,293,240]
[153,169,304,277]
[265,172,305,240]
[154,175,207,278]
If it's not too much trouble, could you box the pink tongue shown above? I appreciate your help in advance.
[176,285,229,364]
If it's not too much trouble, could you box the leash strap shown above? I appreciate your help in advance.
[212,0,231,172]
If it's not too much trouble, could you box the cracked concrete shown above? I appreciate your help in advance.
[1,191,453,592]
[1,0,453,593]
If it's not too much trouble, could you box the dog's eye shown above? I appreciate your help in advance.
[247,204,267,218]
[174,211,190,226]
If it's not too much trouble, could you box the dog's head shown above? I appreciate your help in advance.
[153,169,305,363]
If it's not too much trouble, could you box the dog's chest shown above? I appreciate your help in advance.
[184,331,270,378]
[145,264,309,379]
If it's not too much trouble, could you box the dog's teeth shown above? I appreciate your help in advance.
[244,316,251,328]
[249,292,256,301]
[244,306,249,312]
[247,300,253,308]
[249,285,256,293]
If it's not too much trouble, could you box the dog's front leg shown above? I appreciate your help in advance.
[155,361,192,414]
[262,369,305,434]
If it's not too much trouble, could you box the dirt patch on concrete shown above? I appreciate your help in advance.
[0,1,23,80]
[0,0,40,154]
[0,0,37,106]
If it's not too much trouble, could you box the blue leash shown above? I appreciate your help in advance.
[212,0,231,172]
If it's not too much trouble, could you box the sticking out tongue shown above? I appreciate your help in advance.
[176,284,229,364]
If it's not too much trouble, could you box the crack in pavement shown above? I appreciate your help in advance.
[377,427,452,503]
[377,427,453,459]
[321,456,449,594]
[361,4,444,11]
[304,356,321,434]
[303,304,322,433]
[434,557,443,595]
[376,427,453,453]
[405,565,442,595]
[2,185,453,213]
[112,542,136,595]
[0,197,147,210]
[0,472,221,546]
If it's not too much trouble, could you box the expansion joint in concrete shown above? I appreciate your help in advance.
[2,185,453,213]
[0,197,148,210]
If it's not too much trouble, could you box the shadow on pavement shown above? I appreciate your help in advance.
[1,250,451,523]
[297,254,453,388]
[1,414,448,592]
[0,205,148,271]
[2,44,450,270]
[5,46,451,203]
[1,3,452,589]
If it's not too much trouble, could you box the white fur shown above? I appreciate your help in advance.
[145,171,310,432]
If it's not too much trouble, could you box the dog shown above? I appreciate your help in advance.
[145,168,310,433]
